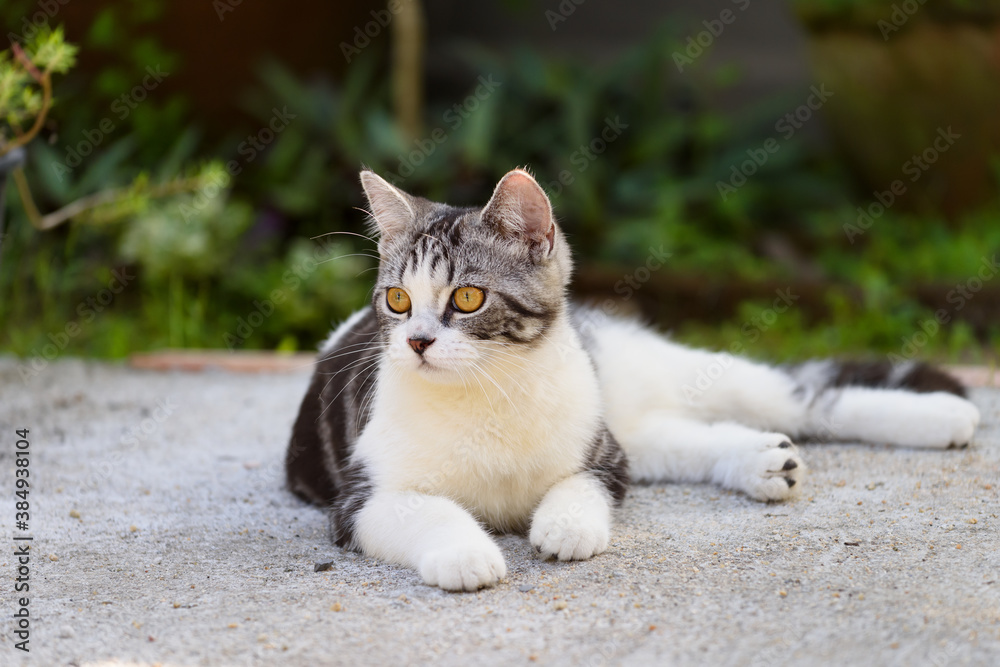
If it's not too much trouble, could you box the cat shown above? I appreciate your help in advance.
[286,168,980,591]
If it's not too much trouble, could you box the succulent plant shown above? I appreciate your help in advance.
[0,26,77,156]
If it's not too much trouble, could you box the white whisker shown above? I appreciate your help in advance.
[310,230,377,243]
[316,253,380,265]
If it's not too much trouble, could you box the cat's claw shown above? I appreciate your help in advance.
[419,543,506,592]
[716,433,806,502]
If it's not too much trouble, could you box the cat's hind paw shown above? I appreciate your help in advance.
[716,434,806,502]
[419,542,506,592]
[915,393,980,449]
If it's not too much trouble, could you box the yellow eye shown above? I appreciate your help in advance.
[386,288,411,313]
[452,286,485,313]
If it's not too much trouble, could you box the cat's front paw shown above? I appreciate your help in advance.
[530,510,610,561]
[419,542,506,592]
[718,434,806,502]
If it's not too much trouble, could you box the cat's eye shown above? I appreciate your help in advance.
[386,288,411,313]
[452,286,485,313]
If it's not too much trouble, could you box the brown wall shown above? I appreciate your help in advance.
[53,1,385,128]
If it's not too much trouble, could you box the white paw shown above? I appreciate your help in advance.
[832,390,980,448]
[717,433,806,502]
[530,509,610,561]
[419,542,506,592]
[915,393,980,448]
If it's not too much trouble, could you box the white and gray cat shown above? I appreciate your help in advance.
[286,168,980,591]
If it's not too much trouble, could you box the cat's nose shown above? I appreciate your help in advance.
[407,336,436,355]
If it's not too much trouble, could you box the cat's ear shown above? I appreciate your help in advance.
[360,170,415,240]
[481,169,556,255]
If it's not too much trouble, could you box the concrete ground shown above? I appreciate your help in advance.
[1,357,998,666]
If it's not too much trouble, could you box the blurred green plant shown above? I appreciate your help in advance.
[0,27,76,156]
[0,17,358,355]
[0,14,997,364]
[241,30,846,278]
[0,29,230,235]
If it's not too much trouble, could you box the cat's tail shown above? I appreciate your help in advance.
[780,358,977,448]
[785,359,967,399]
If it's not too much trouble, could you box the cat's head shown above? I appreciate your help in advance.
[361,168,572,380]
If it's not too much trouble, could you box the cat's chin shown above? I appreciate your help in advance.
[401,359,468,385]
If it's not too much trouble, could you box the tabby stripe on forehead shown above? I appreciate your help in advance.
[407,234,429,266]
[398,252,413,282]
[429,249,444,274]
[445,215,464,245]
[415,234,430,260]
[424,210,465,246]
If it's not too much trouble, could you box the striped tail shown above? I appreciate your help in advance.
[788,360,966,399]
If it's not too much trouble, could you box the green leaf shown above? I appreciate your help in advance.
[88,9,119,49]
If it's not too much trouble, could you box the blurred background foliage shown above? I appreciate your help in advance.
[0,0,997,363]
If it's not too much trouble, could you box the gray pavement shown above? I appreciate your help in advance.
[0,357,998,666]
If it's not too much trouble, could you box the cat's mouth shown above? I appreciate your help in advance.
[414,356,445,373]
[412,356,467,381]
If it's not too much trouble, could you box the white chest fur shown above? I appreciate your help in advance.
[356,321,601,531]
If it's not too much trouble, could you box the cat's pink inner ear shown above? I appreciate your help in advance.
[360,170,414,239]
[482,169,555,251]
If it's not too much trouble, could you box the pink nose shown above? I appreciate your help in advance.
[407,337,435,355]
